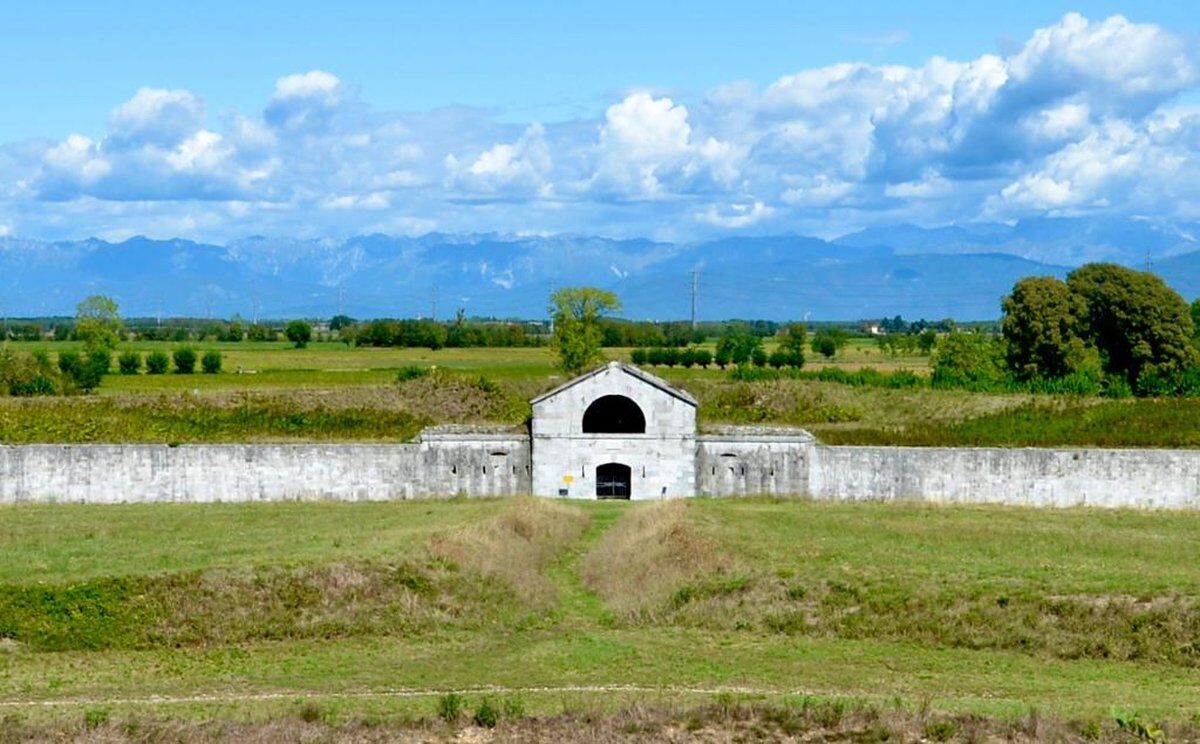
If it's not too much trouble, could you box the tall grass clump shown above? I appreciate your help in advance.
[429,497,588,607]
[581,500,732,620]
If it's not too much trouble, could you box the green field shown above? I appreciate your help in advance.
[2,339,1199,448]
[1,498,1198,739]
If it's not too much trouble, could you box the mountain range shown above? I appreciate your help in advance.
[1,217,1198,321]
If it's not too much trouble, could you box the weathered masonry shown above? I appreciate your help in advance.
[3,361,1200,508]
[531,362,697,499]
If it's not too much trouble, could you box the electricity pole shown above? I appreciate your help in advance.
[690,269,700,330]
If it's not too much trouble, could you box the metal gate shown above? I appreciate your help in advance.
[596,462,632,499]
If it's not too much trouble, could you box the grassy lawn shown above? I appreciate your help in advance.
[2,498,1199,730]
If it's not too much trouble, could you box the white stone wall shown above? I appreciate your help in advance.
[531,363,696,499]
[4,422,1200,509]
[696,431,813,496]
[807,445,1200,509]
[0,435,530,504]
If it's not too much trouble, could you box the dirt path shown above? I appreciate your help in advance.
[0,683,808,709]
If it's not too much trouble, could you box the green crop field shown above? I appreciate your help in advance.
[1,497,1197,739]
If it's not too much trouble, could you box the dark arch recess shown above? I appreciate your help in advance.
[582,395,646,434]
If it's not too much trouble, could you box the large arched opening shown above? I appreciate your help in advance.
[581,395,646,434]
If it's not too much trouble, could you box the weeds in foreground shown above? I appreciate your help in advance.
[0,699,1184,742]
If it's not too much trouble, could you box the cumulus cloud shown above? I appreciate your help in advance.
[446,123,553,197]
[263,70,345,132]
[3,14,1199,240]
[592,92,743,198]
[109,87,205,147]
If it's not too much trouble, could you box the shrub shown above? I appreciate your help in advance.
[286,320,313,348]
[812,334,838,358]
[145,351,170,375]
[714,347,730,369]
[473,698,500,728]
[692,349,712,368]
[662,347,680,367]
[298,701,324,723]
[769,349,788,368]
[630,348,647,365]
[751,347,768,367]
[57,350,82,378]
[201,350,222,374]
[73,349,111,391]
[930,333,1009,391]
[502,696,525,719]
[83,708,110,729]
[173,347,197,374]
[925,720,958,742]
[396,365,431,382]
[118,351,142,375]
[0,350,60,396]
[437,693,464,723]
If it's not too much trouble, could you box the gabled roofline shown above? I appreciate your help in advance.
[530,360,698,407]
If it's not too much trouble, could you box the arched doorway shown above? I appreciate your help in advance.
[596,462,632,499]
[582,395,646,433]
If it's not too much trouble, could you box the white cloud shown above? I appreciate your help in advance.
[1022,103,1091,141]
[448,123,552,196]
[593,93,742,197]
[781,175,857,207]
[109,88,205,146]
[696,200,775,228]
[263,70,345,132]
[1007,13,1195,107]
[3,13,1199,239]
[323,191,390,210]
[42,134,111,186]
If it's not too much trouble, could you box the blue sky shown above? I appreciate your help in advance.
[1,2,1198,242]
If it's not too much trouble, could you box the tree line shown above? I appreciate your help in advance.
[0,296,227,396]
[934,264,1199,396]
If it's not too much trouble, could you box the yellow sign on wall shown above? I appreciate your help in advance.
[563,475,574,483]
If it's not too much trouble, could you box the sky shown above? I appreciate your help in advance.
[1,1,1198,243]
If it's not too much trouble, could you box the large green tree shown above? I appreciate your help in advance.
[549,287,621,374]
[1001,276,1089,380]
[1066,264,1197,384]
[74,295,122,350]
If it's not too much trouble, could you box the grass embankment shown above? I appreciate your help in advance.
[691,377,1200,448]
[627,500,1200,667]
[3,498,1200,735]
[0,371,526,443]
[0,499,569,651]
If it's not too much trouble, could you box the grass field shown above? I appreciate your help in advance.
[2,498,1199,739]
[2,339,1199,448]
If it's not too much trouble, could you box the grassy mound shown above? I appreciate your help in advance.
[581,500,731,620]
[430,497,590,607]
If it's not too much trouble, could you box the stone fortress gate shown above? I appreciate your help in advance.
[531,361,698,499]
